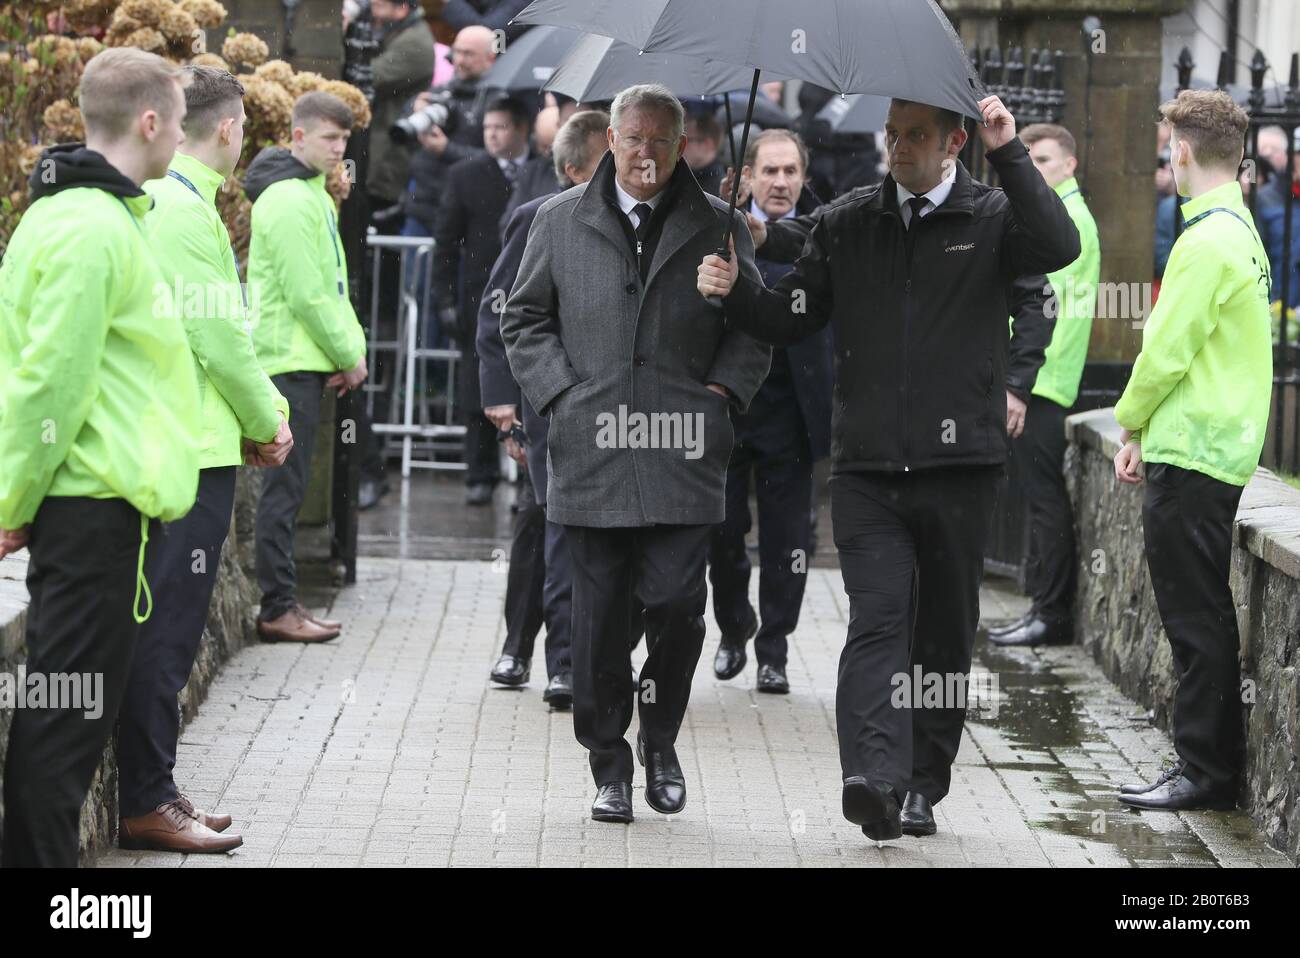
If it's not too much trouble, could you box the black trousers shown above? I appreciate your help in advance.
[463,414,501,487]
[1142,463,1245,794]
[500,505,576,678]
[566,523,711,785]
[496,481,582,677]
[3,497,150,867]
[1016,395,1076,623]
[831,467,1002,805]
[256,371,324,620]
[117,467,236,819]
[709,420,813,668]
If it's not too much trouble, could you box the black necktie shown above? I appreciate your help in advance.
[903,195,928,263]
[631,202,654,244]
[906,196,928,229]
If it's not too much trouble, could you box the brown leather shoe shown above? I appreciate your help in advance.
[295,602,341,631]
[258,608,340,643]
[176,793,231,833]
[119,799,243,853]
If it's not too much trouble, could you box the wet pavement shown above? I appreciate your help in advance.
[97,473,1286,867]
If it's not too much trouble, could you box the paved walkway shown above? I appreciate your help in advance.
[99,557,1286,868]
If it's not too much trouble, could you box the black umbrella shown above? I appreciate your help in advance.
[513,0,983,279]
[482,25,582,92]
[816,93,891,136]
[544,33,785,102]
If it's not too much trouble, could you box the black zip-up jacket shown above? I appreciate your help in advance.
[759,188,1057,404]
[721,137,1080,474]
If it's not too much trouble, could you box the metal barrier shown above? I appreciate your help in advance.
[364,232,467,478]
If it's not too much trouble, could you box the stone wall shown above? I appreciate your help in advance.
[1067,408,1300,862]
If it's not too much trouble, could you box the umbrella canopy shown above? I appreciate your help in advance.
[482,24,583,92]
[544,33,785,101]
[816,93,891,135]
[513,0,983,119]
[715,90,792,131]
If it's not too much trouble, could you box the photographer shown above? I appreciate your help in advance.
[402,24,497,236]
[349,0,437,214]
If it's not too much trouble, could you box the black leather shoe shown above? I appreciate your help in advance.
[637,731,686,814]
[1117,770,1235,811]
[713,610,758,680]
[465,482,494,506]
[489,654,529,687]
[756,663,789,694]
[357,476,390,511]
[986,610,1033,636]
[1120,759,1185,795]
[591,782,634,823]
[542,672,573,710]
[900,792,936,836]
[842,776,902,842]
[988,616,1072,647]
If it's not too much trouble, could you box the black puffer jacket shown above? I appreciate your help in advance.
[722,137,1080,474]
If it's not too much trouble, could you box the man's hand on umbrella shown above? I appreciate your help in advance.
[976,95,1016,152]
[698,235,739,299]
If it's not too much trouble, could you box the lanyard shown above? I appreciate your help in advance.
[1183,205,1253,233]
[1183,205,1272,287]
[167,168,201,196]
[116,196,144,235]
[167,169,249,308]
[1059,188,1080,201]
[325,198,345,297]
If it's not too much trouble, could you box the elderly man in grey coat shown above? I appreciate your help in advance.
[502,84,770,824]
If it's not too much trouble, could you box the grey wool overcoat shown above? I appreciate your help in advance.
[501,152,771,528]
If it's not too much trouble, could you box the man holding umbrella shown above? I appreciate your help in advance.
[698,94,1080,842]
[503,83,770,824]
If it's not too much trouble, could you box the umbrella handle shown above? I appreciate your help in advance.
[705,243,731,309]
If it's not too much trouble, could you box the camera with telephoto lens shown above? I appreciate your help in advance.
[390,90,459,145]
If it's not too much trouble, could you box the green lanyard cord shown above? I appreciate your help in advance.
[133,512,152,624]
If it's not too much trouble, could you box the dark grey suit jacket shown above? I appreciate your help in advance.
[502,153,770,527]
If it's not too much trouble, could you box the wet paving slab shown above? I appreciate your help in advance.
[968,586,1287,867]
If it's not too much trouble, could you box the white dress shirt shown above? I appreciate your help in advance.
[613,178,664,231]
[497,154,527,180]
[896,163,957,228]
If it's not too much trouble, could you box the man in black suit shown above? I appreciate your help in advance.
[699,95,1079,844]
[500,95,582,234]
[709,129,831,696]
[477,109,611,707]
[434,95,536,506]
